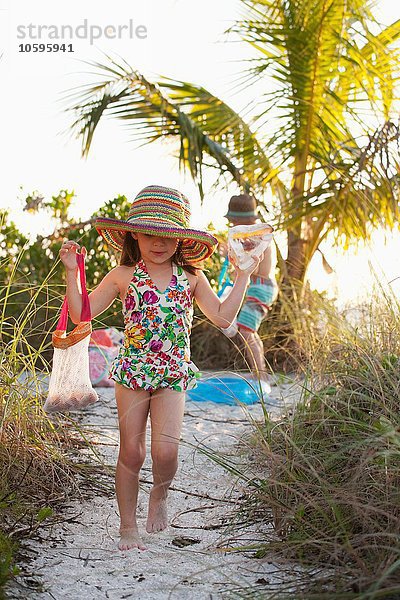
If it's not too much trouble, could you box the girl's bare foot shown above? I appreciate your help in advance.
[146,492,168,533]
[118,526,147,551]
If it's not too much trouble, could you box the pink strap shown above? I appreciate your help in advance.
[57,252,91,331]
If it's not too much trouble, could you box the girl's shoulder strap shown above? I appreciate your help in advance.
[175,262,185,279]
[175,263,192,288]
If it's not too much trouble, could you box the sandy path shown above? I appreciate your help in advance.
[8,375,300,600]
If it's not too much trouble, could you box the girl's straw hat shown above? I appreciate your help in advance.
[94,185,218,264]
[224,194,261,221]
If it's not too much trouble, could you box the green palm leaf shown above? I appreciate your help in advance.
[65,1,400,284]
[65,56,286,201]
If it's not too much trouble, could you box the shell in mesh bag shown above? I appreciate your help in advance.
[44,251,98,413]
[44,329,98,413]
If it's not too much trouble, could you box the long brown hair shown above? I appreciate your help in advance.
[119,233,199,275]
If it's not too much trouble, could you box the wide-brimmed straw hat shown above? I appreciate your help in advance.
[94,185,218,264]
[224,194,261,221]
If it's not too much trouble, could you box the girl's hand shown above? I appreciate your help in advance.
[228,250,264,277]
[59,241,86,271]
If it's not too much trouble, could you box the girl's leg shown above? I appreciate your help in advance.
[115,383,151,550]
[238,326,268,381]
[146,388,185,533]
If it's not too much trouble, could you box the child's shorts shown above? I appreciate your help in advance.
[236,276,278,333]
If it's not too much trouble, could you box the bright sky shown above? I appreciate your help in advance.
[1,0,399,305]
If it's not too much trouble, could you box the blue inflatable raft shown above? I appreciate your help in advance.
[186,375,270,405]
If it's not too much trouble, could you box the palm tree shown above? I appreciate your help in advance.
[66,0,400,287]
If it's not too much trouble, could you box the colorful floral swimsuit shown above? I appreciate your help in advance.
[108,258,199,392]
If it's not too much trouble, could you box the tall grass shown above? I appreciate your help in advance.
[0,248,107,594]
[202,285,400,599]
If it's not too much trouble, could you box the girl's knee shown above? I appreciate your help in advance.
[151,445,178,468]
[119,442,146,473]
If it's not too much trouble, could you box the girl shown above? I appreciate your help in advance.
[59,185,263,552]
[224,194,278,388]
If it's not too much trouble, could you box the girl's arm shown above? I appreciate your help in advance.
[194,254,261,329]
[60,241,120,324]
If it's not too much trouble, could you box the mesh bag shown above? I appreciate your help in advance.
[44,252,98,413]
[228,223,274,270]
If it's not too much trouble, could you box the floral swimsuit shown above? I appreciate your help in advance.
[108,258,199,392]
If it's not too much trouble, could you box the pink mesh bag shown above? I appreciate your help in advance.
[44,252,98,413]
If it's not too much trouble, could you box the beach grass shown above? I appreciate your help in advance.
[0,249,108,594]
[199,285,400,598]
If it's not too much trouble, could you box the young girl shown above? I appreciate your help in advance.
[59,185,263,552]
[224,194,278,388]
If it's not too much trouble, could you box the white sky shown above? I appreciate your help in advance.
[1,0,249,230]
[1,0,400,304]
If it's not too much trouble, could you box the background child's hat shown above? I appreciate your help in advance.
[94,185,218,264]
[224,193,261,220]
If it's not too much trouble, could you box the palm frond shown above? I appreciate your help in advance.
[233,0,400,187]
[279,121,400,245]
[65,56,287,201]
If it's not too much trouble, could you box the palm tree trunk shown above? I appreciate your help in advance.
[284,216,325,288]
[285,229,308,284]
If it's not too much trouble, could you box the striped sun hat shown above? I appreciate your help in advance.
[94,185,218,264]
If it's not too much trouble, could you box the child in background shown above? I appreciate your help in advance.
[224,194,278,388]
[59,185,263,552]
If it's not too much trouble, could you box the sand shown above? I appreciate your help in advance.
[8,373,301,600]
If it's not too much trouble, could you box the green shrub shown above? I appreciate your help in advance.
[0,531,17,597]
